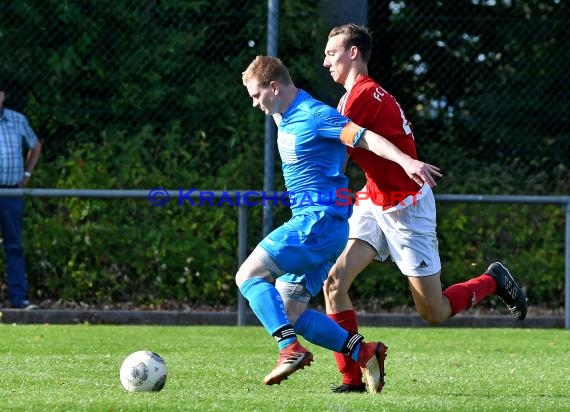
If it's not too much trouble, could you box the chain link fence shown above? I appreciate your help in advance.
[0,0,567,308]
[368,0,568,194]
[1,0,567,193]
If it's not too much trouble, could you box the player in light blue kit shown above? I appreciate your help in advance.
[237,55,440,393]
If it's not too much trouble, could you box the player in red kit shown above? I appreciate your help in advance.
[322,23,527,394]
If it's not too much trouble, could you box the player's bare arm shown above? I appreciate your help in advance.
[354,127,442,187]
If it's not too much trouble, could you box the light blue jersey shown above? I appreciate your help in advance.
[258,89,355,296]
[278,89,351,218]
[238,60,372,363]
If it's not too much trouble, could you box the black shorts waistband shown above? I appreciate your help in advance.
[0,185,18,188]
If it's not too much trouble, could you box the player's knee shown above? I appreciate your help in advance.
[418,307,448,325]
[235,268,252,288]
[323,276,336,300]
[323,276,334,299]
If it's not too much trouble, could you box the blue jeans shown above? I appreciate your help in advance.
[0,196,28,306]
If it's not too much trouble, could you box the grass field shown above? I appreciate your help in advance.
[1,324,568,411]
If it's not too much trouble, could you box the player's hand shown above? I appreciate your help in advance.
[402,158,442,187]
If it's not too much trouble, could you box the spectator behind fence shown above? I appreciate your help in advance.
[0,84,42,310]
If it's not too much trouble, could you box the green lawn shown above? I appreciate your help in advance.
[1,324,568,411]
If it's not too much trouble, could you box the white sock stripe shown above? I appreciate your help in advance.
[281,329,295,338]
[274,327,296,342]
[345,334,364,352]
[273,326,297,342]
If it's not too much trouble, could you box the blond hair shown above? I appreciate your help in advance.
[242,55,293,86]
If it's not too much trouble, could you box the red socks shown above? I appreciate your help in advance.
[442,274,497,316]
[329,275,496,385]
[328,310,363,385]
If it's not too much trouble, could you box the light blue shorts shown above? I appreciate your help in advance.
[258,210,349,297]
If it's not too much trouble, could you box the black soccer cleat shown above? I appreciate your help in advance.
[331,383,367,393]
[486,262,527,320]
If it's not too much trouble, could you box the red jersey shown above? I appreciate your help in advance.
[339,75,422,210]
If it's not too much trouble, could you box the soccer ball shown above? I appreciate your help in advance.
[119,350,168,392]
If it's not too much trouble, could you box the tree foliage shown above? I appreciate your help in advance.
[0,0,566,309]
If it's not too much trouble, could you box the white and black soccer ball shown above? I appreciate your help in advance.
[119,350,168,392]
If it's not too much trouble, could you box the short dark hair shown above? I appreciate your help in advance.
[328,23,373,63]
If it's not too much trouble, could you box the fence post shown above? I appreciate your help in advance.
[263,0,279,237]
[237,204,249,326]
[564,196,570,329]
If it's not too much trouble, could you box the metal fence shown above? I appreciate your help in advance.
[1,1,568,189]
[1,188,569,328]
[1,2,568,323]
